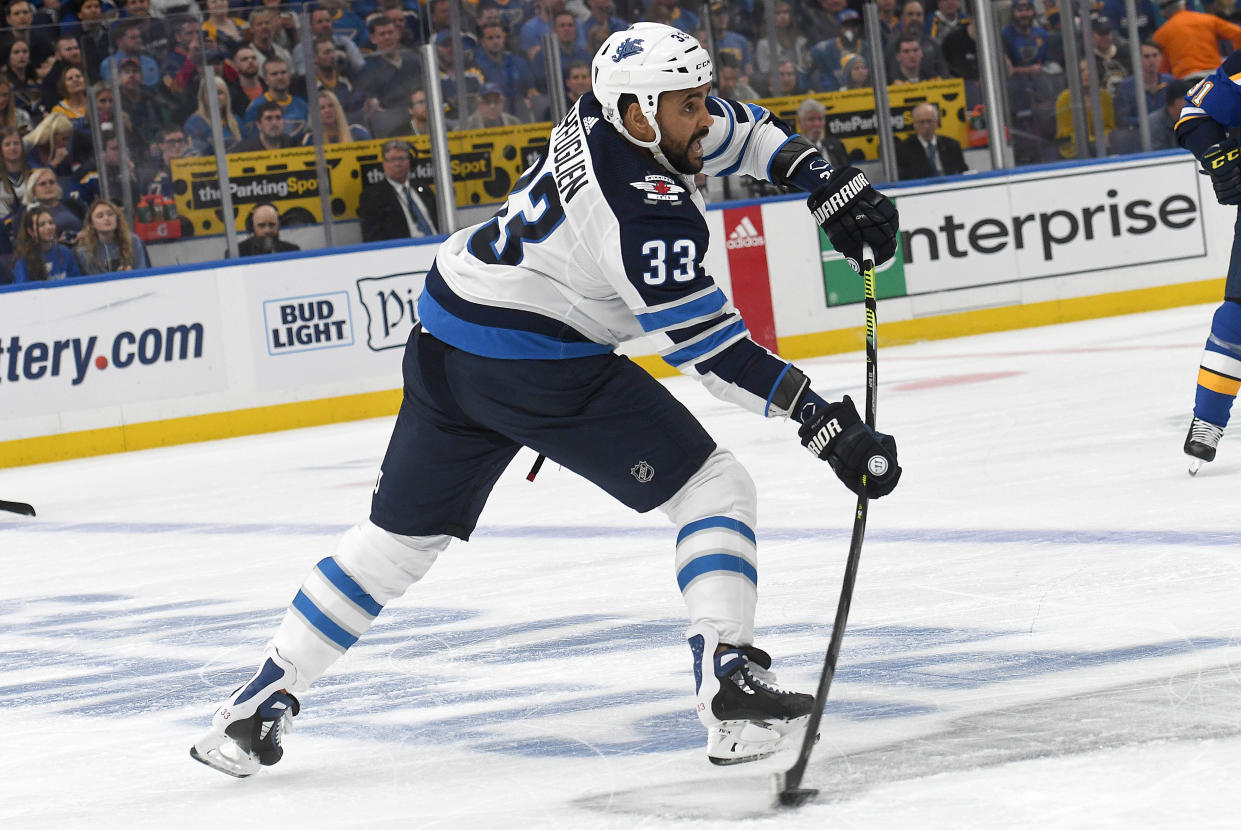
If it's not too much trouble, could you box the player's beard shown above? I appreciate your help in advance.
[662,126,710,175]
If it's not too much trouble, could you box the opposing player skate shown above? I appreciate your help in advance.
[1184,416,1225,475]
[190,652,300,778]
[688,623,816,765]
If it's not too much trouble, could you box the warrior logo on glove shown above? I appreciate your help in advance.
[808,167,899,273]
[798,395,901,499]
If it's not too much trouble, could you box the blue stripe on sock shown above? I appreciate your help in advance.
[676,553,758,592]
[315,557,383,617]
[291,590,358,650]
[677,516,757,546]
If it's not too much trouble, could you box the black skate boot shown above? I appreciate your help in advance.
[1185,416,1225,475]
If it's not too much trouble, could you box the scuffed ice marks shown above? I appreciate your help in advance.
[0,592,1233,758]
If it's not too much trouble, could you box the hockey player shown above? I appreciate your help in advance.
[190,23,901,777]
[1176,55,1241,473]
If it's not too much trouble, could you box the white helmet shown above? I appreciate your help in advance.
[592,23,714,151]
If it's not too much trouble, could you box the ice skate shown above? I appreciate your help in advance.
[190,652,300,778]
[688,624,816,765]
[1184,416,1224,475]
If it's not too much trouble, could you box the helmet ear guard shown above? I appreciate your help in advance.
[592,23,714,152]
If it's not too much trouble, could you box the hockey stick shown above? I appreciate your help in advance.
[774,244,878,807]
[0,499,36,516]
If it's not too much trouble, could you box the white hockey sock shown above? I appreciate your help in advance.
[268,522,450,693]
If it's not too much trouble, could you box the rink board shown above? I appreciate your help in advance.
[0,151,1227,467]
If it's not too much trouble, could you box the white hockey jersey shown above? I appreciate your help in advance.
[418,91,820,418]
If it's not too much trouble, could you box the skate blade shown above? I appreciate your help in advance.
[190,731,261,778]
[1188,457,1203,476]
[707,716,815,766]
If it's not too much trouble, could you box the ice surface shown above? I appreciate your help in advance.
[1,303,1238,829]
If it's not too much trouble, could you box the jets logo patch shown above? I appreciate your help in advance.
[612,38,644,61]
[631,174,685,204]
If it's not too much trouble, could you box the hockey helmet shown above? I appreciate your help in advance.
[592,23,714,150]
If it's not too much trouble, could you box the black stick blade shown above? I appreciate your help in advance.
[0,500,36,516]
[777,787,820,807]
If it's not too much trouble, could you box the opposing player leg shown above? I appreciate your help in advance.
[1186,299,1241,473]
[192,331,521,777]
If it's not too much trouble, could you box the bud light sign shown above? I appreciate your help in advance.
[263,291,354,355]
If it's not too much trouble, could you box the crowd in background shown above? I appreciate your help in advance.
[0,0,1232,284]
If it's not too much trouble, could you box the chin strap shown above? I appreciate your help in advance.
[615,119,681,175]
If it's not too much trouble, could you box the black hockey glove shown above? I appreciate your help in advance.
[1202,142,1241,205]
[798,396,901,499]
[808,167,899,272]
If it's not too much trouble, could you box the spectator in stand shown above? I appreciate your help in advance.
[0,78,31,135]
[115,56,167,157]
[0,0,54,71]
[580,0,628,42]
[884,1,948,81]
[145,124,195,202]
[532,10,591,94]
[565,59,591,106]
[306,89,371,144]
[1002,0,1049,76]
[292,4,365,79]
[232,99,299,152]
[1113,39,1174,129]
[807,8,867,92]
[377,86,428,137]
[928,0,968,43]
[119,0,169,63]
[186,76,241,156]
[462,81,520,129]
[896,101,968,179]
[50,65,89,126]
[243,57,308,139]
[772,58,806,96]
[1091,17,1131,95]
[303,36,360,113]
[3,39,42,117]
[647,0,698,33]
[709,2,754,80]
[891,32,939,83]
[755,1,809,96]
[1153,0,1241,79]
[876,0,901,46]
[162,17,205,122]
[74,198,149,273]
[68,125,142,207]
[840,53,871,89]
[1056,58,1115,158]
[38,35,85,114]
[320,0,370,49]
[23,113,75,179]
[356,14,422,114]
[11,205,82,282]
[237,201,300,257]
[380,0,419,50]
[715,53,759,100]
[229,45,266,120]
[357,139,437,241]
[800,0,846,46]
[796,98,848,168]
[202,0,249,59]
[474,21,535,116]
[433,30,483,123]
[521,1,581,63]
[19,167,85,239]
[257,0,300,56]
[1100,0,1160,43]
[1111,77,1191,152]
[248,6,294,76]
[101,20,162,87]
[942,15,978,80]
[0,125,30,231]
[427,0,477,40]
[479,0,527,34]
[69,0,113,76]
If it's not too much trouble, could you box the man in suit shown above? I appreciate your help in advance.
[357,140,439,242]
[896,102,968,180]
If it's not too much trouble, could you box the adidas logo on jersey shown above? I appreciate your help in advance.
[726,217,765,249]
[582,116,599,135]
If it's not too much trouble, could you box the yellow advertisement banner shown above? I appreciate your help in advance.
[171,81,965,232]
[171,123,551,235]
[754,78,969,161]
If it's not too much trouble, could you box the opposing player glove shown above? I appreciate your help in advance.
[798,396,901,499]
[808,167,899,272]
[1202,142,1241,205]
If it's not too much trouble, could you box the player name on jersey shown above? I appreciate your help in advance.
[550,112,589,204]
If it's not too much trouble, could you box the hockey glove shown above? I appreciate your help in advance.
[798,396,901,499]
[808,167,899,273]
[1202,142,1241,205]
